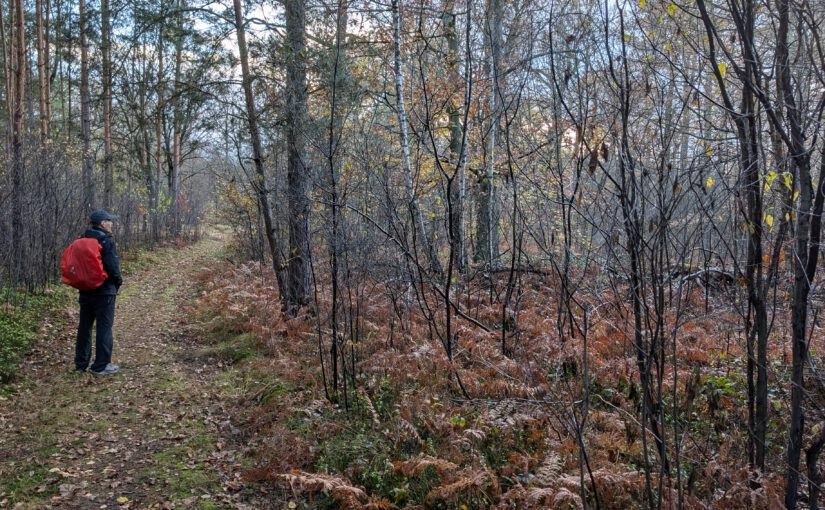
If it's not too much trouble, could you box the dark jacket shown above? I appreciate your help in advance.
[80,226,123,296]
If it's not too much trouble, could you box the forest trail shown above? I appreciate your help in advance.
[0,228,267,509]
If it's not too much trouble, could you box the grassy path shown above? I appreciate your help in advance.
[0,229,266,509]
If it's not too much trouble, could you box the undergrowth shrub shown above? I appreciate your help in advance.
[316,423,396,497]
[0,313,33,383]
[0,291,68,383]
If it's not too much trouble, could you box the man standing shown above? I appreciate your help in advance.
[75,210,123,375]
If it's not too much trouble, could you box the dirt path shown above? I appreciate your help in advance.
[0,228,267,509]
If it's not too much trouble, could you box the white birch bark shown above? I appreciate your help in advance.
[392,0,442,275]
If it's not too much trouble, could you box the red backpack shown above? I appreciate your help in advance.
[61,238,109,291]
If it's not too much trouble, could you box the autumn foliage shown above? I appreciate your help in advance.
[188,254,825,509]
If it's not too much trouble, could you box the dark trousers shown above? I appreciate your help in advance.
[75,294,116,372]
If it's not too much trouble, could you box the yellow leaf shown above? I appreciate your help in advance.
[117,497,129,504]
[288,502,298,510]
[794,191,799,201]
[705,144,712,158]
[664,41,672,53]
[667,3,678,16]
[718,62,727,78]
[782,172,793,190]
[786,212,790,222]
[765,170,776,192]
[765,214,774,229]
[639,0,646,8]
[706,176,715,188]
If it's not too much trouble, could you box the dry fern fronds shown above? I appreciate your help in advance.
[362,496,398,509]
[425,468,500,506]
[359,389,381,426]
[533,451,562,488]
[589,410,626,435]
[557,469,646,507]
[498,484,583,509]
[462,428,487,444]
[397,417,424,446]
[551,487,583,509]
[274,470,367,509]
[394,454,459,479]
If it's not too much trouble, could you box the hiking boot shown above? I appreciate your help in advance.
[90,363,119,376]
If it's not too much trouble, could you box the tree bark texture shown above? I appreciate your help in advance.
[10,0,25,286]
[475,0,501,267]
[80,0,93,209]
[444,2,466,274]
[102,0,113,208]
[36,0,50,142]
[286,0,311,310]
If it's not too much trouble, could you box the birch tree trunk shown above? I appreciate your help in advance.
[391,0,442,276]
[475,0,501,267]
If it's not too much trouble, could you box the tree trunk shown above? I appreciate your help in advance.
[475,0,501,267]
[391,0,442,277]
[168,0,184,238]
[155,18,166,243]
[232,0,289,307]
[36,0,50,142]
[80,0,93,209]
[101,0,112,208]
[285,0,311,310]
[444,1,465,274]
[695,0,769,472]
[1,0,12,150]
[325,0,350,395]
[777,0,822,503]
[10,0,25,286]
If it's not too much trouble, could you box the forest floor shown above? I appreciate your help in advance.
[0,227,278,509]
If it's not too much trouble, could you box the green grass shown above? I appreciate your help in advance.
[0,462,57,505]
[199,333,260,364]
[140,422,221,501]
[0,288,72,384]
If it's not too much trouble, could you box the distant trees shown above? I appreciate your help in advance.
[0,0,225,291]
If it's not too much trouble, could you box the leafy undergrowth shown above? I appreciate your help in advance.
[188,258,823,509]
[0,288,74,386]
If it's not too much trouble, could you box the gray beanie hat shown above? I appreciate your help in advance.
[90,210,118,224]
